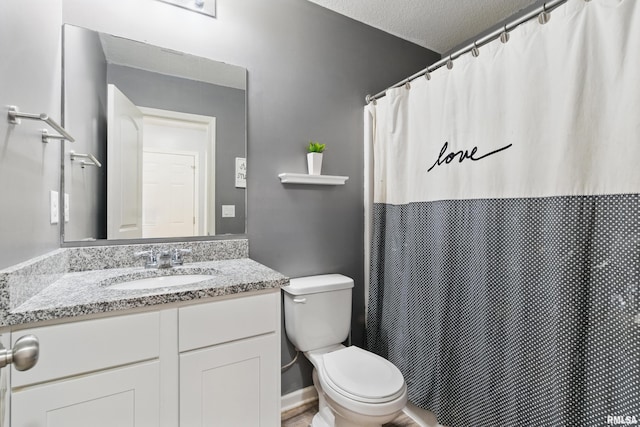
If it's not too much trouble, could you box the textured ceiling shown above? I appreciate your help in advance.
[307,0,540,54]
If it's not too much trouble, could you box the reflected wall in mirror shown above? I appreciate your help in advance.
[62,24,246,242]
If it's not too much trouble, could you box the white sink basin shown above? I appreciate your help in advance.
[107,274,213,290]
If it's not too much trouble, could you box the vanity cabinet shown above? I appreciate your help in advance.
[178,292,280,426]
[8,290,281,427]
[11,312,161,427]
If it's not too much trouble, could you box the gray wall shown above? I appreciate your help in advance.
[231,2,439,393]
[0,0,63,269]
[2,0,439,394]
[63,25,108,241]
[107,64,246,235]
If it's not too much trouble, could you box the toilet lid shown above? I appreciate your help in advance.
[321,346,405,402]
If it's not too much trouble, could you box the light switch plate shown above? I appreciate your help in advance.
[50,191,59,224]
[64,193,70,223]
[222,205,235,218]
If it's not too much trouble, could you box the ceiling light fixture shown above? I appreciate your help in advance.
[156,0,216,18]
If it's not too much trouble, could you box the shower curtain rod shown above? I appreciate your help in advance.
[365,0,568,104]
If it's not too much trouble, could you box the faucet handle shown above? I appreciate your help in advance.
[135,250,154,259]
[135,250,157,269]
[171,248,192,266]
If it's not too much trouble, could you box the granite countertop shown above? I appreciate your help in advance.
[6,258,288,326]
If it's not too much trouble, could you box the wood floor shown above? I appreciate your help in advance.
[281,400,419,427]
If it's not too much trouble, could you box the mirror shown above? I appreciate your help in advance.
[62,25,246,242]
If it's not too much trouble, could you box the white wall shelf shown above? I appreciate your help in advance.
[278,173,349,186]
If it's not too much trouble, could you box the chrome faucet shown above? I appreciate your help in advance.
[170,248,192,266]
[135,248,192,269]
[135,250,158,269]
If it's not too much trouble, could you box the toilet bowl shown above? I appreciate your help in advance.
[282,274,407,427]
[307,345,407,427]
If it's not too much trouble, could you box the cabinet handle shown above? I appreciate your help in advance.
[0,335,39,371]
[292,297,307,304]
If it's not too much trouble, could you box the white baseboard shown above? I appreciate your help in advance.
[281,386,318,413]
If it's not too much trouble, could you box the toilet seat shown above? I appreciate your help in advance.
[319,346,405,404]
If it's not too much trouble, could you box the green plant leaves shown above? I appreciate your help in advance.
[308,141,326,153]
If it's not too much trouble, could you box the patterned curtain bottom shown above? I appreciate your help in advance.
[367,194,640,427]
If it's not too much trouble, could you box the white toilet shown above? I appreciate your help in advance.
[283,274,407,427]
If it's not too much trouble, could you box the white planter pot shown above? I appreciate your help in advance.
[307,152,323,175]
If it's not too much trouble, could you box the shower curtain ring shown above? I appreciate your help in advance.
[424,70,431,80]
[500,25,510,44]
[446,55,454,70]
[538,3,550,24]
[471,41,480,58]
[404,81,411,90]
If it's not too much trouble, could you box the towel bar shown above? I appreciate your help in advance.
[70,151,102,168]
[8,105,75,142]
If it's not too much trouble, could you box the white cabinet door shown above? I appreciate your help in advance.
[179,333,279,427]
[11,361,160,427]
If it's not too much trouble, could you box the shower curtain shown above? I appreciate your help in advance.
[366,1,640,426]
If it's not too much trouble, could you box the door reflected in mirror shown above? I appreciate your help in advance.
[62,25,246,243]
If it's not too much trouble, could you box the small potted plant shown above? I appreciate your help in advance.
[307,141,326,175]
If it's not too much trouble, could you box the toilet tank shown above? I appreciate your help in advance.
[282,274,354,352]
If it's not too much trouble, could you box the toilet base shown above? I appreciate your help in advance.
[311,369,403,427]
[311,409,333,427]
[311,370,334,427]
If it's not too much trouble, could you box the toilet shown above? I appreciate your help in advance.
[283,274,407,427]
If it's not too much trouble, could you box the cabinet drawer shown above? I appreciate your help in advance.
[12,311,160,387]
[179,291,279,352]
